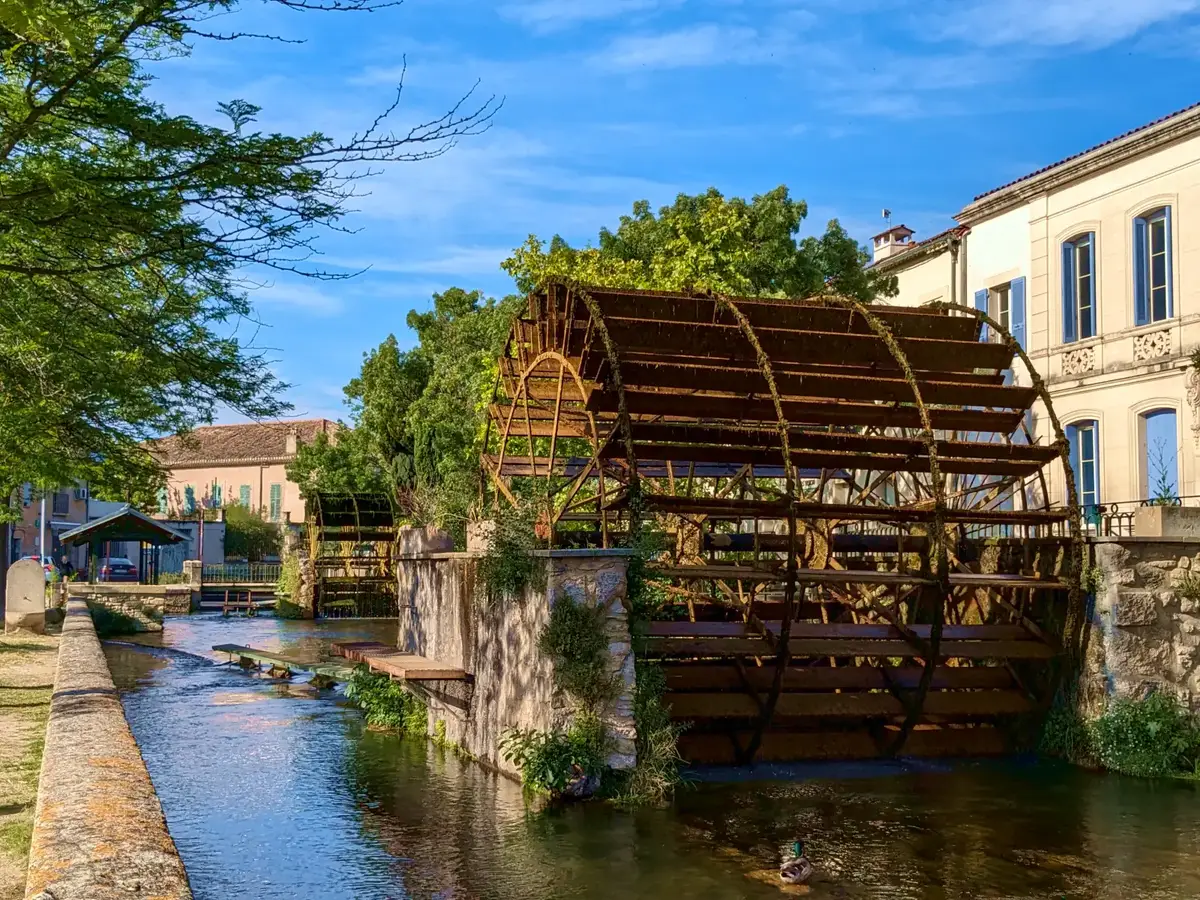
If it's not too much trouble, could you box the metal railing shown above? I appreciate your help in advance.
[202,562,282,584]
[1080,495,1200,538]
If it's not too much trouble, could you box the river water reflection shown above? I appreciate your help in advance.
[106,615,1200,900]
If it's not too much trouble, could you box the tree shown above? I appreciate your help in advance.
[223,503,282,562]
[0,0,498,516]
[286,289,517,539]
[502,186,896,301]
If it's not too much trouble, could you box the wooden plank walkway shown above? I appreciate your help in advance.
[331,641,470,682]
[211,644,356,682]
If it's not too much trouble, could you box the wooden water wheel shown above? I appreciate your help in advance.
[483,284,1084,763]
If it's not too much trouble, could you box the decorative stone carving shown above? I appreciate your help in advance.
[1187,367,1200,448]
[1133,328,1171,362]
[1062,346,1095,376]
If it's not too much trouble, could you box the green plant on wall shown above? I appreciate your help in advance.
[500,713,608,797]
[274,554,305,619]
[477,501,546,603]
[539,594,618,710]
[344,667,427,734]
[1090,691,1200,778]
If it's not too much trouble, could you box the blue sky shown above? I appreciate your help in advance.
[152,0,1200,423]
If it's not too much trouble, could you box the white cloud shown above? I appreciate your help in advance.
[596,23,770,70]
[500,0,680,33]
[926,0,1200,48]
[247,282,346,316]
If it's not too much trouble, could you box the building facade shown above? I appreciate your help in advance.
[871,102,1200,511]
[151,419,337,523]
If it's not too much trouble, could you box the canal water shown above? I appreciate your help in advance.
[106,615,1200,900]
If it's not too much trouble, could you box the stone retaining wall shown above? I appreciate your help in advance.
[65,583,192,631]
[1082,537,1200,715]
[397,548,637,778]
[25,599,191,900]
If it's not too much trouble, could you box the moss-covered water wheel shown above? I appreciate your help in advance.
[483,283,1082,764]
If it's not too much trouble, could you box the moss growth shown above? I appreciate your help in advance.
[432,718,448,747]
[274,596,306,619]
[344,667,427,734]
[86,601,143,638]
[1039,690,1096,768]
[613,660,684,806]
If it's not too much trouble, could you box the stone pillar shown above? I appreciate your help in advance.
[182,559,202,610]
[4,558,45,634]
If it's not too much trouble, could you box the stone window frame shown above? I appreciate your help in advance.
[1062,409,1105,508]
[1130,396,1184,503]
[1054,219,1104,345]
[1124,192,1180,330]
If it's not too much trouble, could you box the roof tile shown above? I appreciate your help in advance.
[151,419,338,466]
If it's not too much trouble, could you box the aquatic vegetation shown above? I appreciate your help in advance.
[1090,691,1200,778]
[87,601,146,637]
[344,667,427,735]
[613,660,684,806]
[500,713,608,798]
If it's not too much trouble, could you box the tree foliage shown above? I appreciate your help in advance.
[222,503,282,562]
[287,289,517,537]
[0,0,498,513]
[502,186,896,301]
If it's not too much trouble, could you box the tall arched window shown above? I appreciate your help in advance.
[1065,420,1100,509]
[1134,207,1173,325]
[1140,408,1178,502]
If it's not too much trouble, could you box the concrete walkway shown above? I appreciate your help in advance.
[0,633,58,900]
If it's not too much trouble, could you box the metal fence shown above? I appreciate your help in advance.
[1080,495,1200,538]
[202,563,282,584]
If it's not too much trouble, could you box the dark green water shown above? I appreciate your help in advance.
[106,616,1200,900]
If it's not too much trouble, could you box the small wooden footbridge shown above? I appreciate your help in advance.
[483,284,1084,765]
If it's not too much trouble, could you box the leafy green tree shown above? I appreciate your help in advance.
[502,186,895,301]
[0,0,498,517]
[287,289,516,539]
[223,503,282,562]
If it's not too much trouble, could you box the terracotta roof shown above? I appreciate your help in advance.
[151,419,339,466]
[973,100,1200,202]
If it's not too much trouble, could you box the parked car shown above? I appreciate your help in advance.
[98,557,139,583]
[20,555,58,583]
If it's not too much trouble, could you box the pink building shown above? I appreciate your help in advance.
[151,419,337,523]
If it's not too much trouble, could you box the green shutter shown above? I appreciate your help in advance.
[269,484,282,521]
[239,485,251,507]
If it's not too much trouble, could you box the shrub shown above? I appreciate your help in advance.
[1090,691,1200,778]
[540,595,618,710]
[476,502,545,602]
[500,713,608,796]
[344,667,427,734]
[274,555,305,618]
[1039,692,1095,767]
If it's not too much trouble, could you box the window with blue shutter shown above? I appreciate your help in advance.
[974,288,989,341]
[1009,276,1026,350]
[1065,420,1100,510]
[269,483,282,521]
[239,484,251,507]
[183,485,196,514]
[156,487,168,514]
[1062,233,1096,342]
[1134,207,1172,325]
[211,482,222,507]
[1141,408,1178,501]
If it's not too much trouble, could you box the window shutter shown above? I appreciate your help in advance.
[1009,276,1026,350]
[1061,243,1076,343]
[1133,216,1148,325]
[1066,423,1082,499]
[239,485,251,507]
[1085,232,1097,338]
[1164,206,1174,318]
[974,289,989,341]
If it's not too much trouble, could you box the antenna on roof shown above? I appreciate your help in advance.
[882,208,892,227]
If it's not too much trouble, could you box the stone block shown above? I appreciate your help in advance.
[398,525,455,556]
[4,558,45,634]
[1135,505,1200,538]
[1114,591,1159,626]
[466,520,495,553]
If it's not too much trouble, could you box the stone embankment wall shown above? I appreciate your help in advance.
[65,583,192,631]
[25,599,191,900]
[1083,537,1200,714]
[396,542,636,778]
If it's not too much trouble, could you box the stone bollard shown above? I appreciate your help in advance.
[5,558,45,634]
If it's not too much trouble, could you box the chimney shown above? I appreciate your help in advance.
[871,224,915,263]
[285,428,298,456]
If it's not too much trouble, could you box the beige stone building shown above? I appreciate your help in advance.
[151,419,337,522]
[871,102,1200,512]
